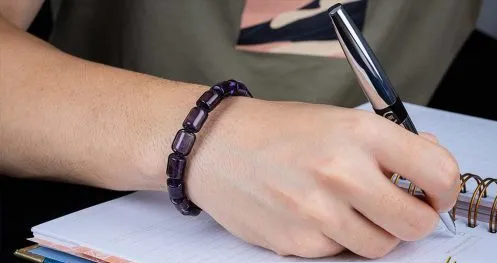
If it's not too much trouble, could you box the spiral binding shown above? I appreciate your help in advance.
[391,173,497,233]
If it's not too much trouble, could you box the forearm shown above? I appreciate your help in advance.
[0,16,211,190]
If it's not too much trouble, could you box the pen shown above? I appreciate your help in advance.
[327,3,457,235]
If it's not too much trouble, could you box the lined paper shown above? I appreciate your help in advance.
[32,190,497,262]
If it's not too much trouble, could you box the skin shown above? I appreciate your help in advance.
[0,1,461,259]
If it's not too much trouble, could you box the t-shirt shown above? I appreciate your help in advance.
[48,0,482,107]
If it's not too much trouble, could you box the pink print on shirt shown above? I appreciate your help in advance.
[236,0,368,57]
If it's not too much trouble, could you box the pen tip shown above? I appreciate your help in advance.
[448,221,457,235]
[440,212,457,235]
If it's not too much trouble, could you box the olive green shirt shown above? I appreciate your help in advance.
[48,0,481,107]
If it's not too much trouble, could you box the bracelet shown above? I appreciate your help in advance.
[166,80,253,216]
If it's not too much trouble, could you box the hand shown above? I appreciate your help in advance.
[181,98,460,259]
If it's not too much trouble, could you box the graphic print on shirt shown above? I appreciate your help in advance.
[236,0,368,58]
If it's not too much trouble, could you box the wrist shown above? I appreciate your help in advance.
[129,80,252,216]
[126,81,257,196]
[108,82,211,192]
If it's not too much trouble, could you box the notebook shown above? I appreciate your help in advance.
[16,103,497,263]
[14,244,93,263]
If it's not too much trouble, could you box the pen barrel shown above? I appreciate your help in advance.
[329,4,418,135]
[373,98,418,134]
[400,116,418,134]
[329,4,398,108]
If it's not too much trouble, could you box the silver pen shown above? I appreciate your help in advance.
[328,3,456,235]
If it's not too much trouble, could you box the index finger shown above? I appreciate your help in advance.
[367,118,460,212]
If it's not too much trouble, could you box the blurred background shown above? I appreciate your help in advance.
[428,0,497,121]
[2,1,497,262]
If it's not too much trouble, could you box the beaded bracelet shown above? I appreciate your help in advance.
[166,80,253,216]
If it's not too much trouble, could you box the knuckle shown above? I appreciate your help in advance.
[321,211,345,232]
[436,151,460,192]
[266,184,301,214]
[354,232,399,259]
[272,245,291,257]
[367,236,400,259]
[292,237,338,258]
[287,229,344,258]
[271,236,294,257]
[304,192,344,229]
[404,211,439,241]
[312,160,363,198]
[348,111,379,137]
[271,233,327,258]
[313,156,341,181]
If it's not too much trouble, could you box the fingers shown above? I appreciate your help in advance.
[272,229,344,258]
[366,117,460,212]
[317,202,400,259]
[419,132,438,144]
[218,189,344,259]
[301,182,400,259]
[344,165,440,242]
[417,132,460,211]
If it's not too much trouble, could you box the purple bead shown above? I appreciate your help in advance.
[174,198,201,216]
[197,90,222,112]
[212,85,225,96]
[214,80,252,97]
[236,88,252,97]
[227,80,238,92]
[166,153,186,179]
[211,80,236,96]
[235,82,253,97]
[167,178,201,216]
[183,107,208,133]
[172,129,196,155]
[222,80,237,96]
[167,178,185,200]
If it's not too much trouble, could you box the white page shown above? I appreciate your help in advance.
[32,191,497,263]
[32,103,497,262]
